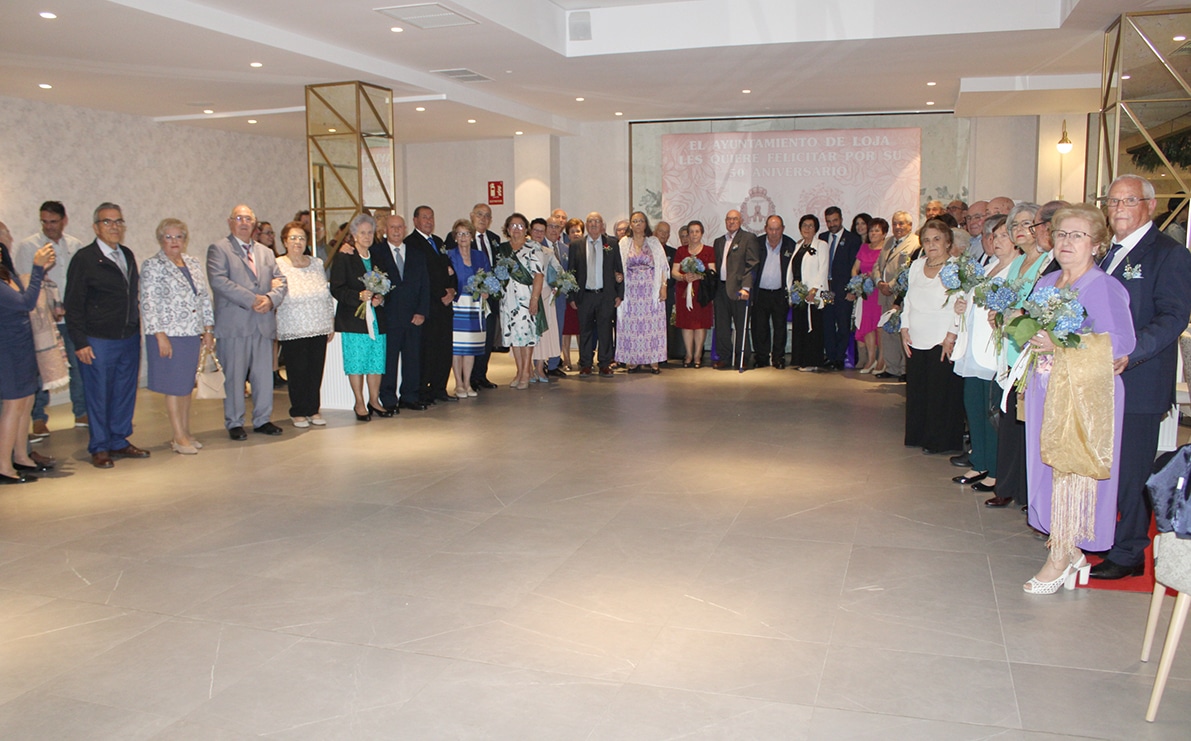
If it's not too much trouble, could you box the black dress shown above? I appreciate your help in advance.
[0,264,46,400]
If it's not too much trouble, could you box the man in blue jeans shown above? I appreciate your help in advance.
[14,201,87,439]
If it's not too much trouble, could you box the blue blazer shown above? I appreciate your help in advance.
[1111,224,1191,414]
[371,238,431,327]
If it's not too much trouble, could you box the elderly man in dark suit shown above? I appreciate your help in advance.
[207,204,288,440]
[712,209,760,369]
[1090,174,1191,580]
[64,203,150,468]
[751,215,797,368]
[373,213,431,413]
[568,212,624,377]
[404,206,457,404]
[819,205,862,370]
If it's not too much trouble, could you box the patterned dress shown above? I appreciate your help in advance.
[616,245,668,364]
[500,246,544,347]
[449,248,490,356]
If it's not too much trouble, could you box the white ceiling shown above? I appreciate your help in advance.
[0,0,1184,143]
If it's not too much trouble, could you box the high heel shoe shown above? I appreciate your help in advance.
[354,407,371,422]
[170,441,199,455]
[1023,557,1087,594]
[859,363,878,375]
[1069,555,1090,589]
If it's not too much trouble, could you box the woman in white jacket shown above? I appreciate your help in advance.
[785,214,830,371]
[139,218,215,454]
[616,211,669,373]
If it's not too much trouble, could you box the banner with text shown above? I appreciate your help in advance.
[661,128,921,238]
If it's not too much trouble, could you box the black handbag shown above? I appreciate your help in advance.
[698,268,719,305]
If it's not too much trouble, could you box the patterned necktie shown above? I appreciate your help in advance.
[243,244,257,277]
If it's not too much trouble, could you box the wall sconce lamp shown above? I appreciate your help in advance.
[1056,120,1073,199]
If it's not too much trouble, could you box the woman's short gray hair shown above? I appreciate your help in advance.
[349,212,376,235]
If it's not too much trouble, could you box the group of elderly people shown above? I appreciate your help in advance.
[898,175,1191,593]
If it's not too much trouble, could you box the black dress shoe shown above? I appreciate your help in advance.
[399,400,429,411]
[773,359,786,369]
[949,453,971,468]
[984,496,1013,508]
[435,394,459,402]
[273,371,287,388]
[952,472,986,485]
[1089,559,1146,580]
[355,409,371,422]
[873,371,894,379]
[971,481,997,492]
[228,426,248,441]
[368,404,394,418]
[13,461,53,473]
[253,422,283,435]
[0,472,32,485]
[897,374,907,382]
[546,368,566,377]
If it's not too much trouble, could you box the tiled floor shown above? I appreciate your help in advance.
[1,358,1189,740]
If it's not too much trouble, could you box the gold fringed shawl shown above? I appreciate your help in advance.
[1040,332,1115,558]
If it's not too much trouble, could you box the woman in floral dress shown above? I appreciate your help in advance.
[615,211,668,373]
[498,212,545,389]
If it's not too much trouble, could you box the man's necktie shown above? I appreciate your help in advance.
[394,246,404,279]
[830,233,839,265]
[1100,243,1123,270]
[243,245,257,277]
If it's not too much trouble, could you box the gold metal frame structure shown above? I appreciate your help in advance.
[305,81,395,243]
[1095,10,1191,226]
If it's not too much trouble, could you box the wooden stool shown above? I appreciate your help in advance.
[1140,531,1191,722]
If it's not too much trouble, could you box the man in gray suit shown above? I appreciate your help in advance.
[712,209,760,369]
[207,204,287,440]
[873,211,918,381]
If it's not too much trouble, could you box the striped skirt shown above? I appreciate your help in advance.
[452,294,485,356]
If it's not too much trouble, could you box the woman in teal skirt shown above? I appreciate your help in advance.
[329,213,388,421]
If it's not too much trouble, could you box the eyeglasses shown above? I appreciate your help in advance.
[284,234,307,242]
[260,230,275,236]
[232,215,256,223]
[508,223,526,230]
[96,219,125,227]
[1051,230,1092,242]
[160,234,186,242]
[1027,221,1050,234]
[454,232,472,239]
[1010,220,1033,231]
[1103,196,1150,208]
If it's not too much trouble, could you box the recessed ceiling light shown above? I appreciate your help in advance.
[927,81,937,86]
[1121,74,1132,80]
[614,111,623,116]
[203,109,214,114]
[247,119,258,124]
[39,12,57,19]
[390,26,403,32]
[741,89,751,94]
[328,128,337,133]
[38,83,52,89]
[1160,172,1167,176]
[415,106,425,112]
[1176,35,1187,41]
[505,70,512,74]
[515,131,523,136]
[575,97,584,102]
[467,119,476,124]
[926,101,935,105]
[250,62,263,68]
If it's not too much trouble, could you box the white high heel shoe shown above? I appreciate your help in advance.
[1024,558,1082,595]
[1069,555,1090,589]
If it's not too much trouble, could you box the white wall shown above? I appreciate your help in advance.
[1036,114,1089,205]
[967,116,1041,203]
[401,138,515,230]
[0,95,304,261]
[559,121,630,226]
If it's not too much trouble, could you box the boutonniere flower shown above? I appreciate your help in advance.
[807,247,817,256]
[1122,262,1143,280]
[603,243,613,253]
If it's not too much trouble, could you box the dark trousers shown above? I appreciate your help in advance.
[33,322,86,421]
[713,287,750,366]
[1105,412,1164,566]
[78,335,139,454]
[751,288,788,364]
[280,335,327,417]
[904,345,964,452]
[963,377,998,475]
[790,305,824,369]
[994,384,1028,506]
[380,320,421,406]
[577,290,615,368]
[823,296,854,364]
[470,296,499,383]
[420,304,453,400]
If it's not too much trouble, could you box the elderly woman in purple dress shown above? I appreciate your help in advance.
[1020,204,1135,594]
[616,211,668,373]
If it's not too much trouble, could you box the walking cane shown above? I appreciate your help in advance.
[737,287,753,373]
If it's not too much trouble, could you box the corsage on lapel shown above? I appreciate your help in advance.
[1121,260,1143,280]
[807,246,817,256]
[603,241,613,253]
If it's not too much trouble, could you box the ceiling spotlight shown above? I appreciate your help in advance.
[1176,35,1187,41]
[415,106,425,112]
[328,128,337,133]
[614,111,623,116]
[741,89,751,94]
[39,11,57,19]
[1121,74,1132,80]
[467,119,476,124]
[250,62,263,68]
[390,26,403,33]
[247,119,258,124]
[926,101,935,106]
[927,81,937,86]
[203,109,214,114]
[575,97,585,102]
[515,131,523,136]
[39,83,53,89]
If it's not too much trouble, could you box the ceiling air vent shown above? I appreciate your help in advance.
[375,4,478,30]
[431,68,492,83]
